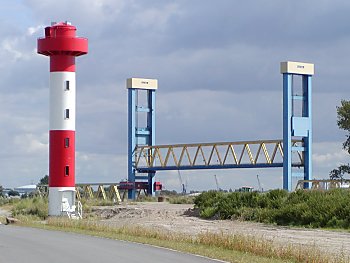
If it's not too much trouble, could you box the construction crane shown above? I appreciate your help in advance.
[177,170,186,195]
[214,174,220,191]
[256,174,263,192]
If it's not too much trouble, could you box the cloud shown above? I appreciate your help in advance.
[0,0,350,190]
[75,152,127,183]
[27,25,44,36]
[313,142,349,174]
[13,133,47,154]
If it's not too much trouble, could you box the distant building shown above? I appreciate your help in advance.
[2,188,13,197]
[14,185,37,196]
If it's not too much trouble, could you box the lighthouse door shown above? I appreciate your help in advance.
[59,189,75,212]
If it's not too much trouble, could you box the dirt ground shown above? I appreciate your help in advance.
[0,208,10,217]
[93,202,350,256]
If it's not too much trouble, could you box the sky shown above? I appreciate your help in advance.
[0,0,349,192]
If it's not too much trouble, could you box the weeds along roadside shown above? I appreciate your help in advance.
[0,197,348,263]
[28,217,346,263]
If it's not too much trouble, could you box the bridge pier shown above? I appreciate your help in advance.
[127,78,157,199]
[281,61,314,191]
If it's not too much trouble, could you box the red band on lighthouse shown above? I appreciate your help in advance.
[49,130,75,187]
[50,55,75,72]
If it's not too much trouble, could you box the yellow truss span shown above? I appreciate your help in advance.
[134,139,303,169]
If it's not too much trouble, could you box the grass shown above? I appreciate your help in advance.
[15,216,346,263]
[168,195,195,204]
[0,197,21,207]
[136,195,158,202]
[5,197,350,263]
[11,197,48,220]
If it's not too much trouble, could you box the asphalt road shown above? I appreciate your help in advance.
[0,225,222,263]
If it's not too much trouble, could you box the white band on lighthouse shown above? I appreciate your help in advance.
[50,72,76,130]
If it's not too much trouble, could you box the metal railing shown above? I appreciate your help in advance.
[295,179,350,190]
[76,201,83,219]
[36,183,122,203]
[75,183,121,203]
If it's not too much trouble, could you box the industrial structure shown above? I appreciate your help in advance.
[281,61,314,191]
[126,78,157,199]
[37,22,88,216]
[127,62,314,198]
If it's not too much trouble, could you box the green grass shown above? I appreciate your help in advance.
[11,197,48,220]
[0,197,21,206]
[168,195,194,204]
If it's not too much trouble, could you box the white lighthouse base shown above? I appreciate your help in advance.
[48,187,76,216]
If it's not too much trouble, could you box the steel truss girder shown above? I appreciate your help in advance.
[75,183,121,202]
[134,139,303,171]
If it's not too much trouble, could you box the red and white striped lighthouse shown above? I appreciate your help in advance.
[37,22,88,216]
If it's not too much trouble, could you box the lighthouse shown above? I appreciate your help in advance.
[37,22,88,216]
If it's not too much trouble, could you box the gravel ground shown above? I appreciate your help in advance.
[93,202,350,257]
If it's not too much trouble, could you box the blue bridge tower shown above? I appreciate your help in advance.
[281,61,314,191]
[127,78,157,199]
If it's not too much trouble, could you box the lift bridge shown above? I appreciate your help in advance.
[134,140,303,171]
[126,61,314,199]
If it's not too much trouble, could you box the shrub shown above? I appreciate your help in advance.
[195,189,350,229]
[200,206,217,219]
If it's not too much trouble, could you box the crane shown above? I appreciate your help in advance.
[256,174,263,192]
[214,174,220,191]
[177,170,186,195]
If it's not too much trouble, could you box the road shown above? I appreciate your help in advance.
[0,225,222,263]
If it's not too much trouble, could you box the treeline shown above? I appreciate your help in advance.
[194,189,350,228]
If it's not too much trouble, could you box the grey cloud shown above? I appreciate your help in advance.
[0,0,349,189]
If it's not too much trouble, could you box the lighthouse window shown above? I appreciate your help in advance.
[65,81,70,91]
[65,166,69,176]
[65,109,70,119]
[64,138,69,148]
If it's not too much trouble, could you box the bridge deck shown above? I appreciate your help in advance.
[134,139,303,172]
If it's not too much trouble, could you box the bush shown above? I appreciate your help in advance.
[194,189,350,229]
[200,206,217,219]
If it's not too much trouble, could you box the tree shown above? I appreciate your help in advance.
[0,185,3,197]
[337,100,350,153]
[8,190,19,197]
[329,164,350,180]
[330,100,350,179]
[38,175,49,186]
